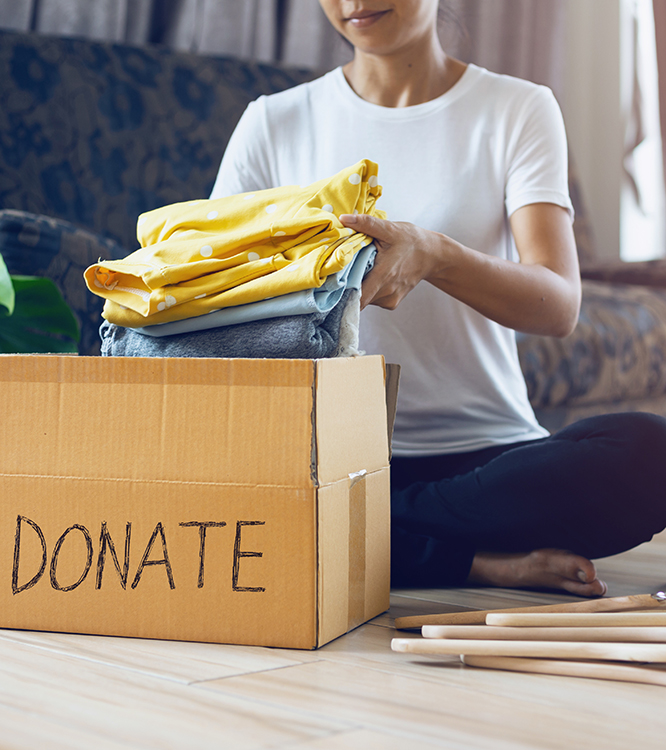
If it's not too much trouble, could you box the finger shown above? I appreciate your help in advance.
[360,271,380,310]
[360,266,391,310]
[361,286,401,311]
[339,213,395,243]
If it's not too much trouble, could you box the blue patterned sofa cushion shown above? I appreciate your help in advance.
[0,209,126,355]
[0,30,314,252]
[518,280,666,410]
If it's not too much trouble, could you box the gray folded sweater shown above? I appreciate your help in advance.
[100,288,356,359]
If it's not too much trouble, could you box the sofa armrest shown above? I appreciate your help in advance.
[580,259,666,288]
[0,210,128,355]
[518,280,666,409]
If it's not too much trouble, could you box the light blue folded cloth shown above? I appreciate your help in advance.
[134,242,376,338]
[100,288,356,360]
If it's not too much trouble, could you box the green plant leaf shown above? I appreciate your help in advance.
[0,275,80,353]
[0,254,14,316]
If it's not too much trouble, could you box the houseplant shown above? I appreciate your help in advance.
[0,252,79,353]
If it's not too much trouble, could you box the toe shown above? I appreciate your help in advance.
[560,576,607,598]
[573,558,598,584]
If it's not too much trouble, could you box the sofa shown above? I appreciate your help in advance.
[2,28,666,432]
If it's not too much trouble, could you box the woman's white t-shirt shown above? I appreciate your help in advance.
[210,64,573,456]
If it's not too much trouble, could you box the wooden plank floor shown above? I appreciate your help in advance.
[1,531,665,749]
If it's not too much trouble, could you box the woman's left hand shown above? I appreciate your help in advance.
[339,213,442,310]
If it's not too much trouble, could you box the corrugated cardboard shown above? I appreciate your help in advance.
[0,354,393,649]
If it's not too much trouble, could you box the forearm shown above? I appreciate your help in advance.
[344,204,581,335]
[427,234,581,337]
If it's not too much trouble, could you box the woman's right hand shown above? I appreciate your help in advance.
[342,202,581,338]
[339,213,445,310]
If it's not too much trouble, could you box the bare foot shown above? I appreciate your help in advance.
[467,548,608,597]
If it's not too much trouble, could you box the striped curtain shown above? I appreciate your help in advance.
[443,0,567,99]
[0,0,565,92]
[654,0,666,203]
[0,0,154,44]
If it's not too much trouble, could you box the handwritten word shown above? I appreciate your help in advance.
[12,516,266,595]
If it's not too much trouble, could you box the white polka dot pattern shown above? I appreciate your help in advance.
[157,295,177,312]
[86,158,386,328]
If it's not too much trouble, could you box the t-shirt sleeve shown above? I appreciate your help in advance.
[504,86,574,221]
[209,98,274,199]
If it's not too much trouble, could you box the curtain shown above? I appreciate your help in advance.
[443,0,566,99]
[0,0,565,91]
[0,1,33,31]
[159,0,280,63]
[625,1,647,208]
[0,0,154,44]
[655,0,666,195]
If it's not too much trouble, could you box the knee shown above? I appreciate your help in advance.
[559,412,666,458]
[609,412,666,462]
[558,411,666,503]
[547,413,666,547]
[594,412,666,480]
[608,413,666,525]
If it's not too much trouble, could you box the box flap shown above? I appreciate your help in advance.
[0,355,317,488]
[314,356,389,486]
[384,363,400,460]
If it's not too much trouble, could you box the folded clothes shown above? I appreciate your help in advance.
[100,289,358,360]
[84,160,385,329]
[136,242,376,337]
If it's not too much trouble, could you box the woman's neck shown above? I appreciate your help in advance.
[342,35,467,108]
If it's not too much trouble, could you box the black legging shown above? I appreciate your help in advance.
[390,412,666,587]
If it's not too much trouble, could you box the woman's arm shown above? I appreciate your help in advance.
[340,202,581,338]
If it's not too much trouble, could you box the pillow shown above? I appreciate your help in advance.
[518,280,666,409]
[0,210,127,355]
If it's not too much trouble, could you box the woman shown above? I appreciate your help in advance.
[211,0,666,596]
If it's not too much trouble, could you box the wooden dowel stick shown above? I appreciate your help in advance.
[422,625,666,642]
[486,612,666,628]
[461,655,666,687]
[394,594,666,630]
[391,637,666,662]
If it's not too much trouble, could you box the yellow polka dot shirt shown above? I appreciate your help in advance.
[84,159,385,328]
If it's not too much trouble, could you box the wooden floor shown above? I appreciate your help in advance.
[1,532,666,749]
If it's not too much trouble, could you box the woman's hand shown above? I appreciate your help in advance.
[339,214,444,310]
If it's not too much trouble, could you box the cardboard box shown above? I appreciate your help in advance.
[0,354,394,649]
